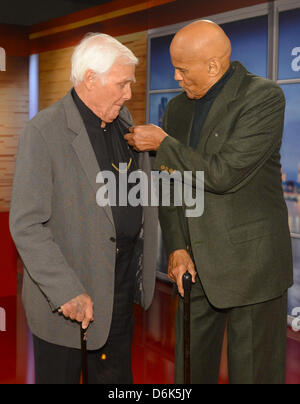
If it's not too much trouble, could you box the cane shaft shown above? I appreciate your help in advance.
[81,327,88,385]
[184,289,191,385]
[182,271,192,385]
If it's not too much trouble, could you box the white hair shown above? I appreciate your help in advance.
[71,33,138,86]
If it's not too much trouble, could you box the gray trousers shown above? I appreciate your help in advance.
[175,277,287,384]
[33,238,136,384]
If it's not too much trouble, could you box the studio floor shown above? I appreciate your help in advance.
[0,270,300,384]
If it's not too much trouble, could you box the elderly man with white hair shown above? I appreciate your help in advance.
[10,33,158,384]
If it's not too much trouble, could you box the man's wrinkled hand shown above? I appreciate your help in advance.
[124,124,168,152]
[168,249,197,297]
[59,293,94,330]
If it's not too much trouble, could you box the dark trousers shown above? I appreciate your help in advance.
[175,276,288,384]
[33,238,136,384]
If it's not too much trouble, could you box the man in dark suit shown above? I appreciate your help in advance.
[125,20,293,384]
[10,33,158,384]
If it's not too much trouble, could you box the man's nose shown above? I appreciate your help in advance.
[174,69,183,82]
[123,84,132,101]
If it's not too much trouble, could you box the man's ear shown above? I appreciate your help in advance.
[83,69,97,90]
[208,58,221,77]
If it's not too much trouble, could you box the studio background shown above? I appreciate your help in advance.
[0,0,299,384]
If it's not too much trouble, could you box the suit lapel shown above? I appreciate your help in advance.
[197,92,230,151]
[197,62,248,151]
[62,92,114,226]
[118,106,142,169]
[172,95,195,146]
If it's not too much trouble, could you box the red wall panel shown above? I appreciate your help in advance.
[0,296,17,383]
[0,212,17,297]
[0,24,29,57]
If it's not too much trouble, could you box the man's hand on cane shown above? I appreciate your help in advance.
[168,250,197,297]
[59,293,94,330]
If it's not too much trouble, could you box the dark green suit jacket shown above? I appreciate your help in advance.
[155,61,293,309]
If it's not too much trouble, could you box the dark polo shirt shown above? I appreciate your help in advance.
[189,64,235,149]
[72,89,142,241]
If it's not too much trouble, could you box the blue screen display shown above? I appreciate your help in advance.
[281,84,300,183]
[281,84,300,234]
[288,238,300,315]
[278,8,300,80]
[149,15,269,94]
[221,16,268,78]
[150,34,180,91]
[149,92,182,126]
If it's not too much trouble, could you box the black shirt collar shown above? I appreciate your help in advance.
[72,88,104,129]
[197,63,235,103]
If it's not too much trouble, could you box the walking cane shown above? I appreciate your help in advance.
[81,326,88,384]
[182,271,192,385]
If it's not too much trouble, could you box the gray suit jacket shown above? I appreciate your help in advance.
[9,91,158,350]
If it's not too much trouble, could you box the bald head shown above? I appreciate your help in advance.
[170,20,232,99]
[171,20,231,64]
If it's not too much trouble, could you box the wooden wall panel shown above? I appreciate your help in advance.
[39,47,74,111]
[120,32,147,125]
[39,31,147,125]
[0,56,29,212]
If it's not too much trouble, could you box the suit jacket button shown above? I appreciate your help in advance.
[110,237,116,243]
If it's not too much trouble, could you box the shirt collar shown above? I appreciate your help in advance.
[72,88,104,128]
[197,63,235,103]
